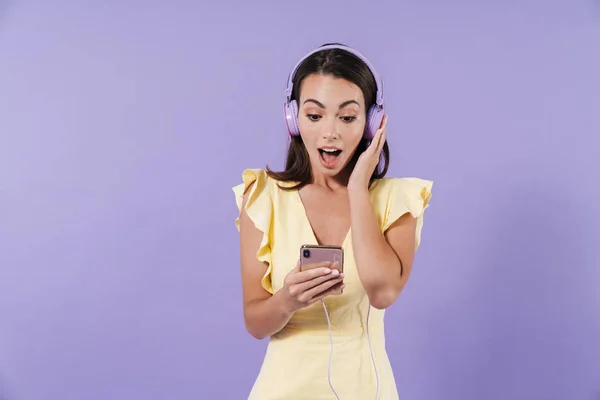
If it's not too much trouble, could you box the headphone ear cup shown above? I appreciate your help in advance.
[364,105,385,140]
[284,100,300,136]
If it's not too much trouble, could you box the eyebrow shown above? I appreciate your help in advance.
[303,99,360,109]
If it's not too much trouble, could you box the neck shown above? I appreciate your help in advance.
[309,164,353,191]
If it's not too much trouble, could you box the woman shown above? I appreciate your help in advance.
[233,43,433,399]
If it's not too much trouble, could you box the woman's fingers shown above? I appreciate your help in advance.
[311,281,346,303]
[292,268,343,294]
[301,274,345,302]
[283,260,345,310]
[285,261,336,284]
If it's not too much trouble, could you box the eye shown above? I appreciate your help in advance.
[341,116,356,123]
[306,114,321,122]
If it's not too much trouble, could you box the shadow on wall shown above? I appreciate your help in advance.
[0,374,10,400]
[462,180,596,399]
[0,0,13,32]
[588,0,600,19]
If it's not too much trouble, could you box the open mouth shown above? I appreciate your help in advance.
[318,148,342,168]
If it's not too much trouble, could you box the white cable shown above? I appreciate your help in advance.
[321,298,380,400]
[321,299,341,400]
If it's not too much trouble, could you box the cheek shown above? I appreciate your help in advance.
[343,126,364,146]
[298,121,320,144]
[298,119,315,133]
[347,138,363,156]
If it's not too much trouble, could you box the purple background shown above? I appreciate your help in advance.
[1,1,599,399]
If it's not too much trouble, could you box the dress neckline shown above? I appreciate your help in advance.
[292,188,351,248]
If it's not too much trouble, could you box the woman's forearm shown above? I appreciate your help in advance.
[244,290,294,340]
[348,186,403,309]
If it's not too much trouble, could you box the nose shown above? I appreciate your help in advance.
[322,120,339,140]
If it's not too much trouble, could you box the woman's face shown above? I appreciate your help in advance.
[297,73,366,179]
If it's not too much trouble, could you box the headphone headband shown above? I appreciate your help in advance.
[284,44,384,106]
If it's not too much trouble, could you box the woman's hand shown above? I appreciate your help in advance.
[348,114,387,190]
[280,260,345,313]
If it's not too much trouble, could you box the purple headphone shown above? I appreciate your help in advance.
[283,44,385,140]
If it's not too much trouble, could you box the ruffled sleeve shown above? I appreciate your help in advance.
[381,177,433,251]
[232,169,274,294]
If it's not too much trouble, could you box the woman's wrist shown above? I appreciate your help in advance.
[273,289,296,317]
[347,184,370,206]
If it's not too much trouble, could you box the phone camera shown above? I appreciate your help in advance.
[303,249,310,258]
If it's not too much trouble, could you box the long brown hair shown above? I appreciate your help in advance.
[266,44,390,191]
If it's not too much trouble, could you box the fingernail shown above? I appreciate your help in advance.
[331,269,339,276]
[324,268,332,274]
[339,273,344,278]
[341,284,346,289]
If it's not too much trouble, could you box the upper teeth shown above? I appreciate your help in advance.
[322,149,338,152]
